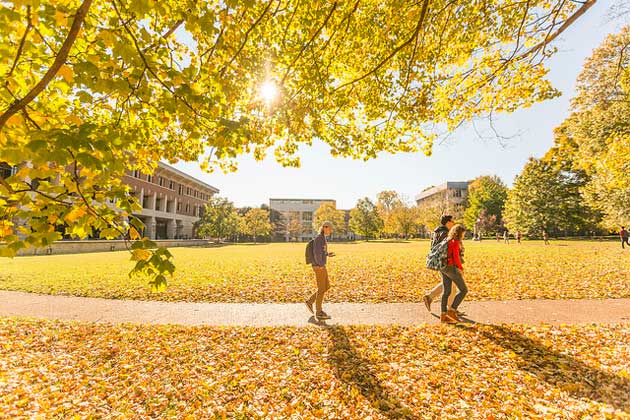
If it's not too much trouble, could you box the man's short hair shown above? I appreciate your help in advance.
[441,215,453,225]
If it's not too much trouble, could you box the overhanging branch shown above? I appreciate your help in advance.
[0,0,94,133]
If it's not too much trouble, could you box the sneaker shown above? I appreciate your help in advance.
[440,313,457,324]
[423,295,432,312]
[316,311,331,320]
[305,301,314,314]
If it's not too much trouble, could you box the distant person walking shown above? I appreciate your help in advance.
[543,230,550,245]
[517,231,522,244]
[441,224,469,324]
[423,215,457,312]
[621,226,629,249]
[305,221,336,320]
[503,229,510,244]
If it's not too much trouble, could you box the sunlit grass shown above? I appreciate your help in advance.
[0,240,628,302]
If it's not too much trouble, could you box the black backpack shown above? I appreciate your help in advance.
[305,238,315,264]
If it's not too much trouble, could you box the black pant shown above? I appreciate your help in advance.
[623,238,630,249]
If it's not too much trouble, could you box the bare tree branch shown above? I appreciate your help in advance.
[334,0,430,91]
[6,6,32,80]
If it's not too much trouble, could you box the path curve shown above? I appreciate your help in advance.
[1,290,630,326]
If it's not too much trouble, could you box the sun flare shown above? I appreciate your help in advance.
[260,81,278,103]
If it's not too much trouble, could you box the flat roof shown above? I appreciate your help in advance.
[158,162,219,193]
[415,181,470,201]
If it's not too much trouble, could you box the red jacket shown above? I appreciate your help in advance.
[447,239,463,270]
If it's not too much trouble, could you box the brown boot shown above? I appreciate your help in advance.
[447,309,460,322]
[441,312,457,324]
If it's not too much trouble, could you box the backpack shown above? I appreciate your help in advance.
[426,239,448,271]
[305,238,315,264]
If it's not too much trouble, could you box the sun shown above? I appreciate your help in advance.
[259,81,278,104]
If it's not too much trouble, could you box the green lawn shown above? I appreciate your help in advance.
[0,240,628,302]
[1,318,628,418]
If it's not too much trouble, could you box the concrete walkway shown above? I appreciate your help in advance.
[1,290,630,326]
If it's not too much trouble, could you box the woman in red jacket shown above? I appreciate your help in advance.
[441,224,468,323]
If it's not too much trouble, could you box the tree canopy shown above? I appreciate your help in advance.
[0,0,597,285]
[545,25,630,228]
[349,197,382,240]
[503,158,599,237]
[463,175,507,233]
[195,196,240,241]
[312,202,346,236]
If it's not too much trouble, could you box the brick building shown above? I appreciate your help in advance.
[125,163,219,239]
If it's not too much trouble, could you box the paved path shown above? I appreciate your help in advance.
[1,290,630,326]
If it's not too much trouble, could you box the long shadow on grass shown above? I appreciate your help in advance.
[323,324,419,419]
[461,324,630,412]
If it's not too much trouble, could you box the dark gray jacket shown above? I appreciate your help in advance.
[312,233,328,267]
[431,225,449,249]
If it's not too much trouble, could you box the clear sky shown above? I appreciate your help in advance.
[174,2,623,210]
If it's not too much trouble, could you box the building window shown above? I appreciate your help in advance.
[131,170,140,178]
[147,175,153,183]
[0,163,13,179]
[178,185,183,195]
[159,177,164,187]
[185,203,189,213]
[302,212,313,221]
[169,181,175,190]
[177,202,181,212]
[453,190,462,198]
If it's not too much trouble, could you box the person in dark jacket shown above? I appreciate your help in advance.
[423,215,457,312]
[620,226,629,249]
[305,221,336,320]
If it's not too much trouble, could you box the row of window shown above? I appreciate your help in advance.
[272,199,332,205]
[131,170,210,201]
[0,163,15,179]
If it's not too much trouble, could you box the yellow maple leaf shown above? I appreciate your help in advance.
[58,65,73,83]
[53,11,67,26]
[65,114,82,126]
[64,206,87,223]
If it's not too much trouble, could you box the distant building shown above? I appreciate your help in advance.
[269,198,335,241]
[1,161,219,240]
[125,162,219,239]
[415,181,471,220]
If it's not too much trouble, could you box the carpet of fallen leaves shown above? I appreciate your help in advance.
[1,241,629,303]
[1,318,628,419]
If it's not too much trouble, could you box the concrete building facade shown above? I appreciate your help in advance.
[124,162,219,239]
[269,198,335,241]
[415,181,471,219]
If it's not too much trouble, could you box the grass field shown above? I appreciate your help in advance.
[1,318,628,418]
[0,240,628,303]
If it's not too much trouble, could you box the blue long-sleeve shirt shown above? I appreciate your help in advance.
[312,233,328,267]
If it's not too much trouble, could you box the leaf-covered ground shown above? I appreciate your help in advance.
[1,241,628,303]
[1,318,628,419]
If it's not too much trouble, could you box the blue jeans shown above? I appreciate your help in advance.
[441,266,468,313]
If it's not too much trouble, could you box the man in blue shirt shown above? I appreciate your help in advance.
[305,221,336,320]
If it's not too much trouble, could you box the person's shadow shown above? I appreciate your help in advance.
[459,323,630,412]
[312,321,419,419]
